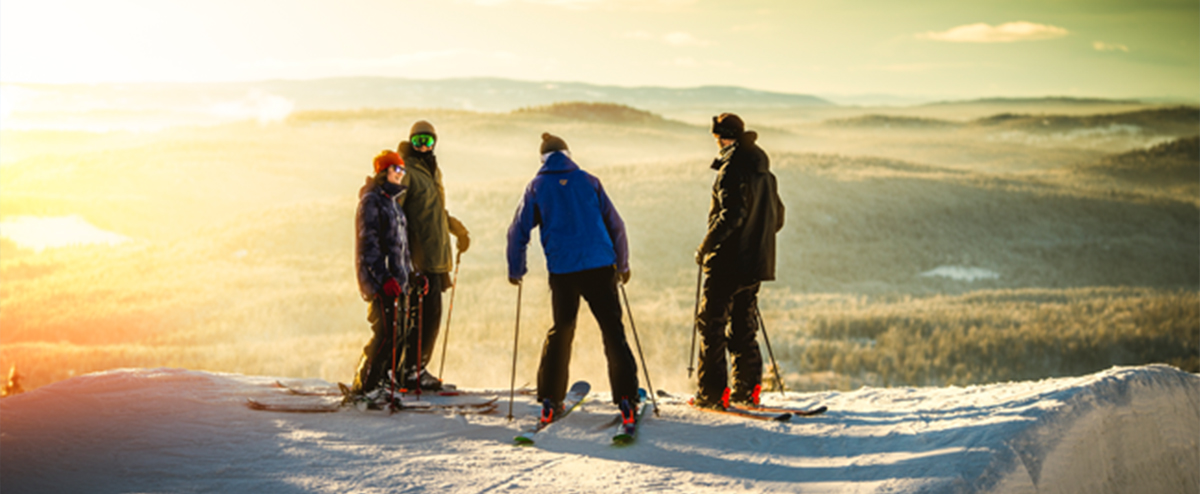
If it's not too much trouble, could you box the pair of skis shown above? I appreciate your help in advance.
[513,382,652,446]
[664,389,828,422]
[245,397,497,414]
[246,382,499,414]
[689,402,828,421]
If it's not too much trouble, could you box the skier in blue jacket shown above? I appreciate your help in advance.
[507,133,639,419]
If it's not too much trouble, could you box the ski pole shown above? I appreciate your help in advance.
[619,282,659,416]
[414,282,424,400]
[687,264,702,378]
[756,310,786,396]
[437,251,461,382]
[389,295,401,412]
[506,281,523,421]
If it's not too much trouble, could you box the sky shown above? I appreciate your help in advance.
[1,0,1197,100]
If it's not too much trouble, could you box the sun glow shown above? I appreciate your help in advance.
[0,215,131,252]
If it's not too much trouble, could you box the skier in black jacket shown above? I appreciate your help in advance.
[693,113,785,410]
[350,150,414,398]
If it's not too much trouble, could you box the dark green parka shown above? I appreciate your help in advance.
[398,141,467,275]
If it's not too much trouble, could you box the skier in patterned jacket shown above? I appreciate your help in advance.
[507,132,639,419]
[350,150,414,397]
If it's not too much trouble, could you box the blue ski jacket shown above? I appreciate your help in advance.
[507,151,629,279]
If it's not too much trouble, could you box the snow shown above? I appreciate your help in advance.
[920,266,1001,282]
[2,365,1196,493]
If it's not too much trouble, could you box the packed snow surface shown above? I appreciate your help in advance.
[2,365,1196,493]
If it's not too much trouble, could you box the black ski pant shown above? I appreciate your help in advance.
[538,265,639,406]
[354,296,402,394]
[402,272,444,374]
[696,273,763,404]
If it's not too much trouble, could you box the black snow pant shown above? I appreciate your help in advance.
[696,272,763,405]
[354,296,403,394]
[538,265,639,406]
[402,273,444,374]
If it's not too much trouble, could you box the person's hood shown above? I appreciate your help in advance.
[537,151,579,175]
[738,131,769,173]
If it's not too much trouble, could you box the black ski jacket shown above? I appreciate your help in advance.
[698,131,785,281]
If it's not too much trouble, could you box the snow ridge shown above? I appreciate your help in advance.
[1,365,1195,493]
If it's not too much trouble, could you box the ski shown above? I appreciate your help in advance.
[745,404,828,416]
[693,404,792,422]
[276,381,523,398]
[514,381,590,446]
[246,397,498,414]
[655,389,821,420]
[274,381,341,397]
[612,389,652,445]
[246,398,340,413]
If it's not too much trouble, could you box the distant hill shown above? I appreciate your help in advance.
[927,96,1145,106]
[510,102,693,128]
[5,77,834,118]
[259,77,835,112]
[1076,135,1200,187]
[819,107,1200,136]
[969,106,1200,135]
[821,114,962,128]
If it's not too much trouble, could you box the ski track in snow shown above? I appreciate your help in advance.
[1,365,1196,493]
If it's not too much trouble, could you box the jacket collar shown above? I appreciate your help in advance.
[399,141,436,174]
[537,151,579,175]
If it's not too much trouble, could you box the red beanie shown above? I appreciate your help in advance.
[373,150,403,174]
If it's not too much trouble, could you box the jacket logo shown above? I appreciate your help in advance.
[559,179,568,185]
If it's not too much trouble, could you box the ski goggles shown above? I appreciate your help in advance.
[411,134,436,148]
[390,164,404,174]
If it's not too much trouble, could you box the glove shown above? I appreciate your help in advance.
[448,216,470,254]
[456,232,470,254]
[620,269,631,285]
[508,277,521,286]
[382,278,403,298]
[694,249,705,266]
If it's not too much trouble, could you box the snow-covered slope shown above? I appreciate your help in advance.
[2,365,1196,493]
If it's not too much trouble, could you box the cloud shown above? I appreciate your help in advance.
[669,57,732,69]
[917,22,1069,43]
[663,32,711,46]
[1093,41,1130,52]
[464,0,695,8]
[621,30,711,47]
[621,31,655,40]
